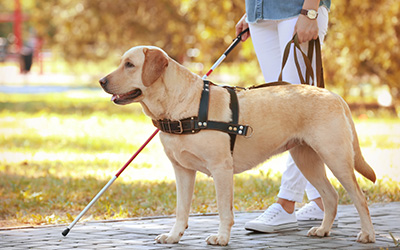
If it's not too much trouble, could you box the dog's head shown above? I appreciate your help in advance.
[99,46,169,105]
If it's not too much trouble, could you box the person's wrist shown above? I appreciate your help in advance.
[300,9,318,20]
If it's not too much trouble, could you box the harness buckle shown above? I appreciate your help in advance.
[172,120,184,134]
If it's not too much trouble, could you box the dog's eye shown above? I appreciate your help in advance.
[125,61,135,68]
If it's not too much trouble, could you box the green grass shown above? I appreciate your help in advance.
[0,91,399,228]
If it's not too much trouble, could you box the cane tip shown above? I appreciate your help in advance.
[62,228,70,237]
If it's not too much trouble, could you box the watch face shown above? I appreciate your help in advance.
[307,10,318,19]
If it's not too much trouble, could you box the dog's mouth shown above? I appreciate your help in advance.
[111,89,142,105]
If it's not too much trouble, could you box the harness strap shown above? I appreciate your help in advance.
[152,80,249,154]
[225,86,239,152]
[152,117,197,134]
[198,80,211,126]
[152,117,249,137]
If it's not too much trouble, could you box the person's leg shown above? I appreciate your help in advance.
[272,16,311,215]
[277,154,309,213]
[248,20,282,83]
[276,6,329,213]
[250,19,309,210]
[249,14,327,212]
[302,5,329,207]
[306,182,324,208]
[245,8,330,233]
[245,20,299,233]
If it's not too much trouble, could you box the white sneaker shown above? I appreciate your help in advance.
[244,203,298,233]
[296,201,338,227]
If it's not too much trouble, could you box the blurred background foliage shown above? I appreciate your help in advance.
[0,0,399,105]
[324,0,400,105]
[1,0,400,227]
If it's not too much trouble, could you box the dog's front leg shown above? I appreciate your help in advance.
[206,166,234,246]
[155,165,196,244]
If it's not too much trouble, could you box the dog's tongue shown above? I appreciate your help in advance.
[111,95,119,102]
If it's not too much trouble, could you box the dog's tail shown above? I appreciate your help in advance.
[341,97,376,183]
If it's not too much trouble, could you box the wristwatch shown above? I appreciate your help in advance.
[300,9,318,20]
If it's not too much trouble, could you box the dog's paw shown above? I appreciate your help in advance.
[357,231,375,243]
[155,233,180,244]
[205,234,229,246]
[307,226,330,237]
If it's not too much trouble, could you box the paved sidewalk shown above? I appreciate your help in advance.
[1,203,399,249]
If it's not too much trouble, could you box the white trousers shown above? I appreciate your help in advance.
[249,7,329,203]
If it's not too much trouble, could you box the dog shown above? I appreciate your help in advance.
[99,46,376,246]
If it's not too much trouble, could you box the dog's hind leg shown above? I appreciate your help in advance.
[320,149,375,243]
[290,145,339,237]
[206,163,234,246]
[309,124,375,244]
[335,173,375,243]
[155,163,196,244]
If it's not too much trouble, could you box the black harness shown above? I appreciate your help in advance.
[152,80,251,153]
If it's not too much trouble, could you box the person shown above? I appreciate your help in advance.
[236,0,333,233]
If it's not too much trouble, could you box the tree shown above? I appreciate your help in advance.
[324,0,400,104]
[26,0,400,106]
[29,0,245,63]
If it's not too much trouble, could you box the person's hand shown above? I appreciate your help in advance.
[236,14,250,41]
[294,14,319,43]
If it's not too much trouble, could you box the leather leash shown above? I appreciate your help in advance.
[279,35,324,88]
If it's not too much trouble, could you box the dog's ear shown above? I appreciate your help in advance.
[142,48,169,87]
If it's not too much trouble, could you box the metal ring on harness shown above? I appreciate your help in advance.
[245,126,254,138]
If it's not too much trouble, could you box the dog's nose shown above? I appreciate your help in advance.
[99,77,108,87]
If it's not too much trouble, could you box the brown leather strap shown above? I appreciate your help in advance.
[152,117,198,134]
[315,37,324,88]
[306,38,314,85]
[279,34,324,88]
[305,37,324,88]
[247,81,291,90]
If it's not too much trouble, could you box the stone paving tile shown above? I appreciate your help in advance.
[1,202,400,249]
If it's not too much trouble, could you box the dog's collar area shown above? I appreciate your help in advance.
[152,117,249,136]
[152,80,251,153]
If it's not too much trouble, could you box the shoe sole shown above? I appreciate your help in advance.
[298,219,338,228]
[245,222,299,233]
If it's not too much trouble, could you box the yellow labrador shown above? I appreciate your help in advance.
[99,46,376,246]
